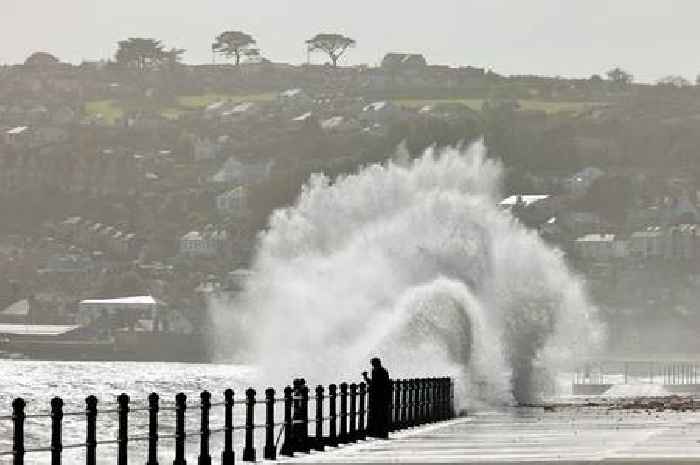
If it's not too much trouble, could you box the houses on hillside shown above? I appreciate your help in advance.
[179,228,231,259]
[55,217,143,260]
[573,225,700,263]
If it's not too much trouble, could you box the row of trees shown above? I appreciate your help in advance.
[600,68,700,88]
[116,31,356,71]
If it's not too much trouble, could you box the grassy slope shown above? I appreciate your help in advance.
[83,92,278,125]
[396,97,605,114]
[85,92,603,125]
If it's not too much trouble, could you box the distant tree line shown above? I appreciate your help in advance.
[115,30,357,70]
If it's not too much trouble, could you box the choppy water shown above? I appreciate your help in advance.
[0,360,256,465]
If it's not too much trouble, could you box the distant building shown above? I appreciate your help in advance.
[0,300,30,324]
[192,136,220,162]
[500,194,558,227]
[4,126,31,146]
[419,102,478,121]
[500,194,550,210]
[381,53,428,71]
[216,187,249,218]
[574,234,627,261]
[629,227,665,259]
[78,296,159,331]
[666,224,699,260]
[210,157,273,185]
[278,88,314,110]
[179,229,230,258]
[563,167,605,195]
[360,101,402,125]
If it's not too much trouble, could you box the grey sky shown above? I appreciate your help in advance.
[2,0,698,82]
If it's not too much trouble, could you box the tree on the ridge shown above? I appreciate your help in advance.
[306,33,356,67]
[212,30,259,65]
[657,75,691,88]
[605,67,633,85]
[115,38,184,71]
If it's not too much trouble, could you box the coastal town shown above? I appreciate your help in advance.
[3,35,700,360]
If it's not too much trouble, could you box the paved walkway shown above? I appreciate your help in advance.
[288,407,700,463]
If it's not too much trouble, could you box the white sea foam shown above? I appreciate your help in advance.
[210,141,603,405]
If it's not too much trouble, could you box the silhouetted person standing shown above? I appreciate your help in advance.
[363,357,391,439]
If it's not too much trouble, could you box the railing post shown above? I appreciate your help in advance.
[442,378,449,420]
[406,379,415,426]
[221,389,234,465]
[242,388,256,462]
[400,380,408,427]
[426,379,432,422]
[358,382,367,440]
[117,393,129,465]
[264,388,276,460]
[279,386,294,457]
[12,398,25,465]
[339,382,348,443]
[439,378,445,420]
[349,383,357,442]
[410,379,418,426]
[290,379,303,454]
[300,382,311,453]
[327,384,338,447]
[147,393,159,465]
[85,396,97,465]
[199,391,211,465]
[420,379,427,424]
[51,397,63,465]
[392,380,401,430]
[314,385,325,451]
[433,378,440,421]
[173,393,187,465]
[416,379,423,425]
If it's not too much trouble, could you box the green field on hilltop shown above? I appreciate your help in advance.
[177,92,277,109]
[396,98,605,114]
[84,100,125,125]
[83,92,278,125]
[84,92,604,125]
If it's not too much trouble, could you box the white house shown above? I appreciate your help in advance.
[278,88,314,110]
[360,101,402,125]
[210,157,273,185]
[574,234,627,261]
[193,136,220,162]
[563,167,605,195]
[179,229,230,258]
[499,194,550,210]
[5,126,30,146]
[629,227,665,259]
[78,296,158,328]
[216,186,249,217]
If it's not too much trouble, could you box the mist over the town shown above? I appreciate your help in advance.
[2,2,700,463]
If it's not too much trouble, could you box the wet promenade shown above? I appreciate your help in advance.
[291,406,700,463]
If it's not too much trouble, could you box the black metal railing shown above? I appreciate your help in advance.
[0,376,455,464]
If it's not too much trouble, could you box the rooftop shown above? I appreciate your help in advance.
[80,296,157,305]
[0,324,80,336]
[576,233,615,243]
[500,194,550,207]
[6,126,28,135]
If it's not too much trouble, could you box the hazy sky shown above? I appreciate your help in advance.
[2,0,698,82]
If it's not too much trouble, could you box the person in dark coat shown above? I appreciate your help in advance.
[363,357,391,438]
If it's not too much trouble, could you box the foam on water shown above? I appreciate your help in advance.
[210,142,603,405]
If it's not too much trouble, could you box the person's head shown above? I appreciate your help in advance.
[370,357,381,368]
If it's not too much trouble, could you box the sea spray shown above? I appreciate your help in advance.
[210,141,603,404]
